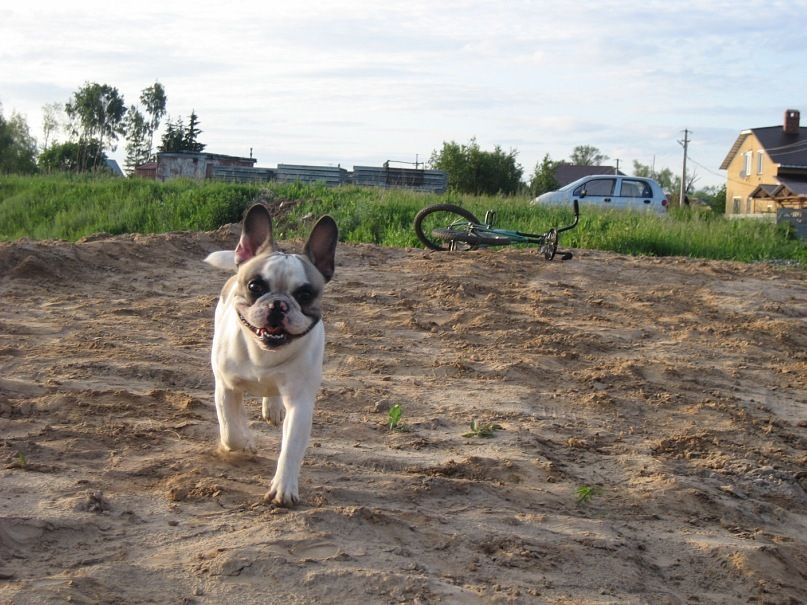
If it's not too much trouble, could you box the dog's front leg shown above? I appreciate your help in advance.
[262,394,285,426]
[214,382,255,453]
[267,397,314,506]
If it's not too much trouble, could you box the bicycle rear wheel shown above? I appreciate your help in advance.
[414,204,482,251]
[540,228,558,260]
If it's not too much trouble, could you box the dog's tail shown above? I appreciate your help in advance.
[204,250,237,271]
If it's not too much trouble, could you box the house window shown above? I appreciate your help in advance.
[757,151,764,174]
[732,196,741,213]
[742,151,752,177]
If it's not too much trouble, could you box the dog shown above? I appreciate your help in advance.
[204,204,338,506]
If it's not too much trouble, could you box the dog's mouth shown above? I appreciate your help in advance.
[237,312,292,349]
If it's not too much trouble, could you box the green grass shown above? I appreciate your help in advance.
[0,174,804,266]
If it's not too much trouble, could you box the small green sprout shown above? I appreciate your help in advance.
[388,404,405,431]
[463,419,503,438]
[575,485,600,504]
[15,452,27,467]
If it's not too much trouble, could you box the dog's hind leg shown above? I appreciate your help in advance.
[214,383,256,453]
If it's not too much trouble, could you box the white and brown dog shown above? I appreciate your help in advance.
[204,204,337,506]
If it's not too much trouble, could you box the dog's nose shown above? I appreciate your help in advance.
[267,299,288,327]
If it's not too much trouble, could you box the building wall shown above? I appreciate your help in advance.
[156,156,209,180]
[725,133,779,214]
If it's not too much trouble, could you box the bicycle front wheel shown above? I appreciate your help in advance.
[414,204,482,251]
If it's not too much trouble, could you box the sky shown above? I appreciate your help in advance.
[2,0,807,188]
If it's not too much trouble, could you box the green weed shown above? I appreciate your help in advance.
[463,419,504,438]
[388,403,409,432]
[575,485,600,504]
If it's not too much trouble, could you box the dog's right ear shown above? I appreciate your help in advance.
[235,204,274,265]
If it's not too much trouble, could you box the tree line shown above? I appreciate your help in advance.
[0,81,205,175]
[1,89,724,209]
[430,139,725,210]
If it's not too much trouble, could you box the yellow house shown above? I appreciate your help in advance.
[720,109,807,215]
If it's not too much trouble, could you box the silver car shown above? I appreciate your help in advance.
[532,175,669,214]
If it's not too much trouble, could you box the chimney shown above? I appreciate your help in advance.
[784,109,800,135]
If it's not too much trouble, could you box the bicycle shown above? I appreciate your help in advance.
[413,199,579,260]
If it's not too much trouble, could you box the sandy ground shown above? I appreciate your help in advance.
[1,225,806,605]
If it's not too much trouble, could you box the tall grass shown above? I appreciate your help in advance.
[0,174,804,265]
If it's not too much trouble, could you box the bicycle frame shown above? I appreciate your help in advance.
[454,200,580,243]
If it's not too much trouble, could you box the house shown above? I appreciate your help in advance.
[553,164,624,188]
[135,152,260,181]
[720,109,807,215]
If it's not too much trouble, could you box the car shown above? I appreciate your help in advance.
[531,175,669,214]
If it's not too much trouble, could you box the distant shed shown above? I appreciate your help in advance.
[351,165,447,193]
[155,152,257,181]
[276,164,348,186]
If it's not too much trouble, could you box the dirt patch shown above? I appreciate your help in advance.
[1,232,805,604]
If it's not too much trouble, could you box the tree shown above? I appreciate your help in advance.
[123,105,149,174]
[570,145,608,166]
[64,82,126,170]
[41,102,62,149]
[698,184,726,213]
[528,154,559,196]
[0,104,38,174]
[183,110,205,152]
[38,140,106,172]
[158,111,206,154]
[140,82,166,160]
[430,138,523,195]
[158,117,186,153]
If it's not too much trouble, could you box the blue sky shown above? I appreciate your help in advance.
[2,0,807,187]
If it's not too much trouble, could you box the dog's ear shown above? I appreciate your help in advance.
[304,216,338,282]
[235,204,274,265]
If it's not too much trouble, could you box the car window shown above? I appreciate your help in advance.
[573,178,615,196]
[619,179,652,198]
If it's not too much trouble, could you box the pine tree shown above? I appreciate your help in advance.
[183,110,205,152]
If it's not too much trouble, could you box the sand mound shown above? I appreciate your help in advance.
[1,232,805,604]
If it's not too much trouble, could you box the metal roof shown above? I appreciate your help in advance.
[720,126,807,169]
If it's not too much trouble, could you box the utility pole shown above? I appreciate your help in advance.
[678,129,691,207]
[614,158,620,174]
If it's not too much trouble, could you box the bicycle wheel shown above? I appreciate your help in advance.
[540,228,558,260]
[414,204,482,251]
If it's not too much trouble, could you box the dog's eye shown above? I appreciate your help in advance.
[248,279,268,296]
[294,286,315,305]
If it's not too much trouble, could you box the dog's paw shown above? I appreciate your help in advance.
[266,477,299,507]
[218,437,257,455]
[262,396,285,426]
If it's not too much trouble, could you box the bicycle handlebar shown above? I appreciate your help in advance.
[556,199,580,234]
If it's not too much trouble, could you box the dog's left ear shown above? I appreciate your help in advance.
[235,204,274,265]
[304,216,338,282]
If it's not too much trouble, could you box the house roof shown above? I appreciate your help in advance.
[157,151,256,164]
[777,175,807,195]
[554,164,624,188]
[748,183,781,198]
[720,125,807,169]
